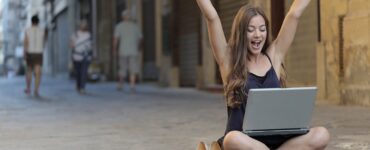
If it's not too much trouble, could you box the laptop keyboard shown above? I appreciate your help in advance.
[245,128,309,136]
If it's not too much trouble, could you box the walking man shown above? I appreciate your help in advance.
[113,10,143,92]
[24,15,47,97]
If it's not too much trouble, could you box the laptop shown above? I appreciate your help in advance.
[242,87,317,137]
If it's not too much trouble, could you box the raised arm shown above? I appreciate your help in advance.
[269,0,311,62]
[196,0,229,83]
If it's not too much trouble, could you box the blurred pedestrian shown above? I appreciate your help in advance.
[113,10,143,92]
[24,15,47,97]
[70,19,92,94]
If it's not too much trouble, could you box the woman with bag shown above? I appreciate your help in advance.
[70,19,92,94]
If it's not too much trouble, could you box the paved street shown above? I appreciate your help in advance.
[0,76,370,150]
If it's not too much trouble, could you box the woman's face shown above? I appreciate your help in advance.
[246,15,267,55]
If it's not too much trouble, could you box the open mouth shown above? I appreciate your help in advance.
[251,40,262,49]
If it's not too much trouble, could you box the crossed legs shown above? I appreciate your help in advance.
[223,127,330,150]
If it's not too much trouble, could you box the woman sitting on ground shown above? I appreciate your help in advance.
[196,0,330,149]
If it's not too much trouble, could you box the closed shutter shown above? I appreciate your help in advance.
[284,0,318,86]
[142,0,158,80]
[218,0,245,40]
[56,10,70,73]
[215,0,245,83]
[176,0,200,86]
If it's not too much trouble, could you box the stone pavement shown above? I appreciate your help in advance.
[0,76,369,150]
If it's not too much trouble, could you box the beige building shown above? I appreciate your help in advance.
[145,0,370,106]
[90,0,369,106]
[317,0,370,106]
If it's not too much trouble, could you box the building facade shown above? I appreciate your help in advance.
[317,0,370,105]
[1,0,28,75]
[154,0,370,106]
[12,0,369,106]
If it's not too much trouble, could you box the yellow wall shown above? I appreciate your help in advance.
[318,0,370,105]
[284,0,318,87]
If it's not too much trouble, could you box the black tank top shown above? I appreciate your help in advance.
[218,54,281,145]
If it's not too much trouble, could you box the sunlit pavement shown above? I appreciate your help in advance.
[0,76,369,150]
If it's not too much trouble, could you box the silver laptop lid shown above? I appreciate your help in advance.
[243,87,317,131]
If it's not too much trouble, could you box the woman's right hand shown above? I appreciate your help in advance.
[196,0,218,21]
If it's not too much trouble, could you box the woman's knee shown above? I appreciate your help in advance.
[224,131,243,147]
[223,131,257,150]
[308,126,330,149]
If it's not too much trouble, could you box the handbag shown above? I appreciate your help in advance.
[72,32,92,61]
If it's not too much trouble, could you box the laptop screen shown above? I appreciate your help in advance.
[242,87,317,131]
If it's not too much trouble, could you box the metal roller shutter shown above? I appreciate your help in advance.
[218,0,245,40]
[214,0,245,83]
[284,0,318,86]
[176,0,201,86]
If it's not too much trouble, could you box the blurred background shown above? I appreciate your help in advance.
[0,0,369,105]
[0,0,369,149]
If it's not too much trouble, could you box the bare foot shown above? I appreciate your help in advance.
[24,89,30,95]
[34,91,41,98]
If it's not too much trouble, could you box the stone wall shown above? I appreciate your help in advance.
[341,0,370,105]
[318,0,370,105]
[285,0,318,87]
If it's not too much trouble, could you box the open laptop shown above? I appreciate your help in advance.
[242,87,317,137]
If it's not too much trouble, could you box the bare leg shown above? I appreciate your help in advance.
[223,131,269,150]
[129,74,136,92]
[25,66,32,94]
[210,141,222,150]
[34,65,42,97]
[277,126,330,150]
[117,76,124,91]
[117,56,126,91]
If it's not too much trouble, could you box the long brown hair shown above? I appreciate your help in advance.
[224,5,287,108]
